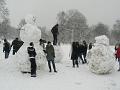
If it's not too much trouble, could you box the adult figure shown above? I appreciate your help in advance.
[89,43,93,50]
[3,39,11,59]
[51,24,59,45]
[45,41,57,72]
[115,44,120,71]
[82,40,88,63]
[115,43,119,60]
[71,42,79,67]
[11,38,20,55]
[78,43,85,64]
[27,42,37,77]
[39,39,46,50]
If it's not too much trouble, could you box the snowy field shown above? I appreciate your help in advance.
[0,43,120,90]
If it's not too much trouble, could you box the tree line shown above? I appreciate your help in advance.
[0,0,120,45]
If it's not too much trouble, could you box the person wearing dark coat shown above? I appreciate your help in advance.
[82,40,88,63]
[45,41,57,72]
[78,43,85,64]
[11,38,20,55]
[39,39,46,50]
[51,24,59,45]
[89,43,93,50]
[71,42,79,67]
[3,39,11,59]
[27,42,37,77]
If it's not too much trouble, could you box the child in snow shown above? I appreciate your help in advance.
[27,42,37,77]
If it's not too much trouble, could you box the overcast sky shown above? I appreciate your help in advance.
[7,0,120,29]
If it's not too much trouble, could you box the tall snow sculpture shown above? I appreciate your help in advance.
[16,15,46,71]
[87,35,115,74]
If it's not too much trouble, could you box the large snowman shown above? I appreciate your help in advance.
[87,35,115,74]
[16,15,46,72]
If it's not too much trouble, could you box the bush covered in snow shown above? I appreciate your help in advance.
[87,35,115,74]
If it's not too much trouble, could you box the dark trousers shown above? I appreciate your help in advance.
[5,52,9,59]
[118,58,120,69]
[48,60,56,72]
[30,58,37,75]
[72,59,79,67]
[53,34,57,45]
[78,53,84,63]
[83,51,87,63]
[13,50,16,55]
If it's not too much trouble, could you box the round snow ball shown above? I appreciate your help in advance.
[20,14,41,43]
[87,35,115,74]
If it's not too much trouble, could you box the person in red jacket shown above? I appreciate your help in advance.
[116,44,120,71]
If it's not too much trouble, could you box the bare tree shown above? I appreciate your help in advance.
[57,9,88,43]
[0,0,9,38]
[111,20,120,44]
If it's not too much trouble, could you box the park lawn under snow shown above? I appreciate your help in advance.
[0,44,120,90]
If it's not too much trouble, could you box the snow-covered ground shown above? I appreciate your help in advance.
[0,44,120,90]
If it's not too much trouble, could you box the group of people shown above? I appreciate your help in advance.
[70,41,92,68]
[3,23,120,77]
[27,41,57,77]
[3,38,57,77]
[3,38,24,59]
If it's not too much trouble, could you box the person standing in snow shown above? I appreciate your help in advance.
[78,43,85,64]
[89,43,93,50]
[45,41,57,72]
[51,24,59,45]
[115,43,119,60]
[82,40,88,63]
[11,38,20,55]
[71,42,79,67]
[116,44,120,71]
[39,39,46,50]
[3,39,11,59]
[27,42,37,77]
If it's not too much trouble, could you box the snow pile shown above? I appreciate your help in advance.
[54,46,63,63]
[15,15,46,72]
[87,35,115,74]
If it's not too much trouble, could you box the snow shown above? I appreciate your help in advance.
[16,15,46,71]
[20,15,41,43]
[87,35,115,74]
[54,46,63,63]
[0,43,120,90]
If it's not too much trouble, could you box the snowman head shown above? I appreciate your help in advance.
[95,35,109,45]
[25,14,36,25]
[20,15,41,43]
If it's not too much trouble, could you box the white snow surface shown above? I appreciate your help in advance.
[87,35,116,74]
[0,44,120,90]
